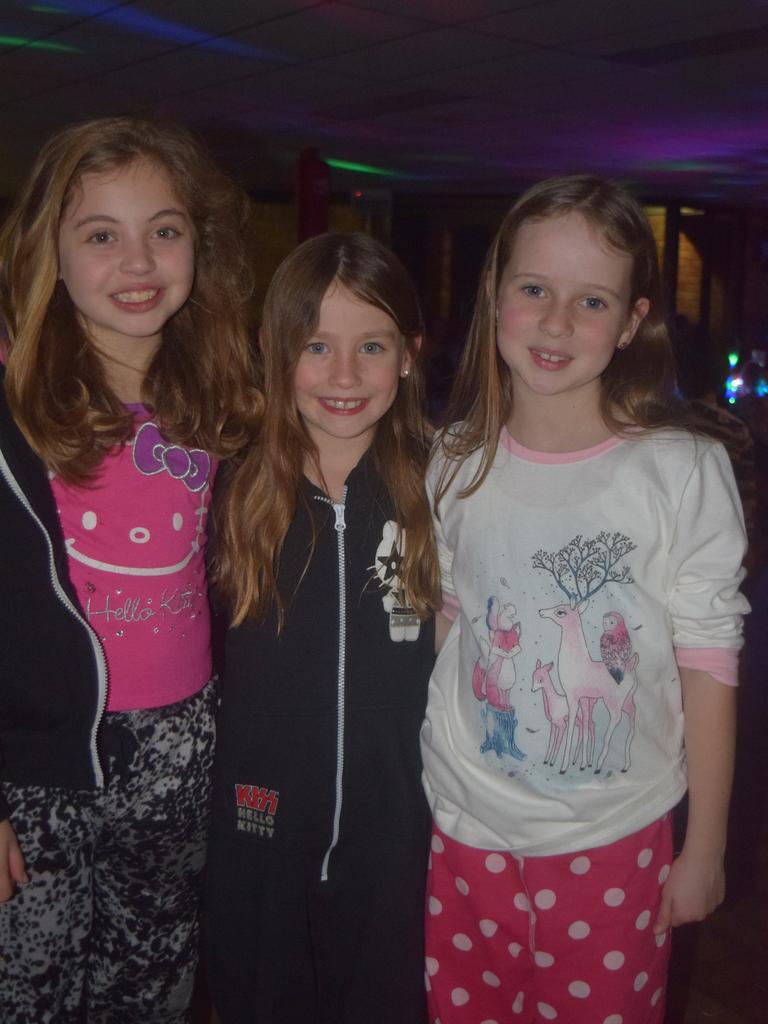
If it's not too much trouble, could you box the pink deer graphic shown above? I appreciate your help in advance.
[533,532,639,775]
[531,659,594,767]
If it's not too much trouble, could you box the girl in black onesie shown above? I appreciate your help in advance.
[205,232,439,1024]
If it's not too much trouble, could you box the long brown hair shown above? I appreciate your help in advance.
[0,116,257,480]
[436,174,694,502]
[214,231,439,626]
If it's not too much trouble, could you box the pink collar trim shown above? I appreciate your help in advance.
[500,426,626,464]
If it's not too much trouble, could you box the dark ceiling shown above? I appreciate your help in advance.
[3,0,768,205]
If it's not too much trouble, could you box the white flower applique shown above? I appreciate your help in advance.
[370,520,421,642]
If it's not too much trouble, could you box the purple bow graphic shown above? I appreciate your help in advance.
[132,422,211,493]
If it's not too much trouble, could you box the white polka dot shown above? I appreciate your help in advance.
[637,847,653,868]
[455,876,470,896]
[451,988,470,1006]
[425,956,439,977]
[568,920,591,940]
[428,896,443,916]
[655,930,667,948]
[534,951,555,967]
[485,853,507,874]
[538,1003,558,1020]
[604,887,626,907]
[658,864,671,884]
[431,834,445,854]
[452,933,472,951]
[603,951,626,970]
[534,888,557,910]
[82,511,97,530]
[508,942,523,958]
[512,991,525,1014]
[569,855,591,875]
[569,980,591,998]
[634,971,649,991]
[479,919,498,937]
[513,893,530,912]
[635,909,651,930]
[425,974,431,993]
[603,1016,624,1024]
[172,512,183,531]
[483,970,501,988]
[651,988,663,1006]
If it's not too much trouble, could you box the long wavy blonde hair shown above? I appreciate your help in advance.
[0,116,257,480]
[213,232,440,626]
[435,174,691,504]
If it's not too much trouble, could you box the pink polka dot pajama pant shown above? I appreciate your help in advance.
[425,816,672,1024]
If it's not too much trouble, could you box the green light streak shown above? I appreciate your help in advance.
[326,157,400,179]
[28,4,71,12]
[0,34,81,52]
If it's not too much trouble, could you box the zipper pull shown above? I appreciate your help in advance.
[332,502,346,532]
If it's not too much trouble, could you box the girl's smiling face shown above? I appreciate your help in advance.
[58,158,195,373]
[293,281,411,466]
[496,211,648,410]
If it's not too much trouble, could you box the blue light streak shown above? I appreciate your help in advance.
[25,0,286,60]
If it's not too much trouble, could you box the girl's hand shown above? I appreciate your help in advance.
[654,847,725,933]
[0,818,28,902]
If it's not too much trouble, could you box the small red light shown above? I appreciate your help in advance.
[354,190,363,198]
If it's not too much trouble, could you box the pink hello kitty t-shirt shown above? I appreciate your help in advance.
[52,408,216,711]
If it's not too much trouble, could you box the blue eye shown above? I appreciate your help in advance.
[582,296,606,311]
[361,341,383,354]
[522,284,545,298]
[306,341,327,354]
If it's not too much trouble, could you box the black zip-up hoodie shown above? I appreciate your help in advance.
[0,366,106,820]
[210,453,435,872]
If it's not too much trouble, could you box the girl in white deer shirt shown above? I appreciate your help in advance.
[422,176,749,1024]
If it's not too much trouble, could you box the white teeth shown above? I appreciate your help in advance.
[324,399,363,409]
[113,289,158,303]
[535,350,568,363]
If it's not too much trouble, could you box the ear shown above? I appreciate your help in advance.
[400,334,421,377]
[617,297,649,351]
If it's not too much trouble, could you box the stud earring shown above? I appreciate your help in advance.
[401,368,410,378]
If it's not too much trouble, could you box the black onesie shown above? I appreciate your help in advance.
[205,452,435,1024]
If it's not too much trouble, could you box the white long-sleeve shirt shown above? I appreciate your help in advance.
[422,427,749,856]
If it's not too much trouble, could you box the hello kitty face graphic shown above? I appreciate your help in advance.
[62,422,211,577]
[370,519,421,642]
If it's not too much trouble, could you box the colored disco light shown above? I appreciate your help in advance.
[728,352,739,368]
[0,33,80,51]
[326,158,401,178]
[724,373,768,399]
[24,0,281,59]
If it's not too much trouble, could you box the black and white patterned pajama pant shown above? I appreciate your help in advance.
[0,681,215,1024]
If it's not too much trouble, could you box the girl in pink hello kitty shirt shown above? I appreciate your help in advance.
[0,116,254,1023]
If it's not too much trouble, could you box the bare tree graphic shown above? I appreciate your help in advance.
[532,532,635,603]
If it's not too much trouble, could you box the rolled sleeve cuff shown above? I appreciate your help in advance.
[674,646,739,687]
